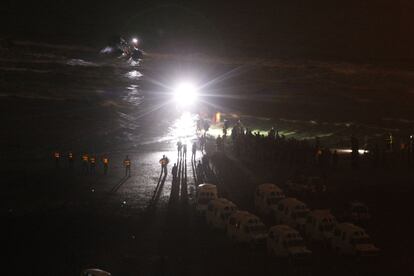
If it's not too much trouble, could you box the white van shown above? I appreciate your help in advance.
[226,211,267,245]
[267,225,312,261]
[304,209,337,243]
[272,198,310,232]
[254,183,285,216]
[206,198,238,229]
[330,223,379,257]
[196,183,218,214]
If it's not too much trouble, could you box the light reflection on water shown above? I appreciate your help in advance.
[160,112,199,146]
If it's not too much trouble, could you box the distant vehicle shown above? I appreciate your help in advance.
[272,198,310,232]
[342,201,371,223]
[305,209,337,244]
[330,223,379,257]
[286,176,326,197]
[267,225,312,262]
[196,183,218,214]
[254,183,285,216]
[81,268,111,276]
[226,211,267,245]
[206,198,238,229]
[100,35,144,62]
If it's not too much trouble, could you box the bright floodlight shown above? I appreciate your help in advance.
[132,38,138,44]
[173,82,198,107]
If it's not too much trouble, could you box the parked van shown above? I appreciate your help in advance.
[330,223,379,257]
[254,183,285,216]
[206,198,238,229]
[305,209,337,243]
[196,183,218,214]
[267,225,312,261]
[272,198,310,232]
[227,211,267,245]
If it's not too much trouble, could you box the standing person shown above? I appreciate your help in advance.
[81,153,89,174]
[90,156,96,175]
[183,144,187,158]
[177,141,182,158]
[351,135,359,169]
[159,155,169,176]
[196,160,204,183]
[172,163,178,182]
[68,152,74,169]
[53,151,60,168]
[124,155,131,177]
[332,150,339,168]
[192,142,197,159]
[102,156,109,175]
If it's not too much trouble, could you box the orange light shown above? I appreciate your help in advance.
[215,112,221,123]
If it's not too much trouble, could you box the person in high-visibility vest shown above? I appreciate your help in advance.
[90,156,96,174]
[54,151,60,168]
[68,152,74,169]
[124,155,131,177]
[102,156,109,175]
[82,154,89,174]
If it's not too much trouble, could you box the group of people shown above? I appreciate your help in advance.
[215,120,414,171]
[53,152,133,176]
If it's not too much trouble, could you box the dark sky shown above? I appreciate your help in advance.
[2,0,414,60]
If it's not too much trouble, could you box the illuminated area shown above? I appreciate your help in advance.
[132,38,139,45]
[173,82,198,107]
[168,112,198,145]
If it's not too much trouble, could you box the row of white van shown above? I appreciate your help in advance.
[254,183,380,257]
[196,183,379,258]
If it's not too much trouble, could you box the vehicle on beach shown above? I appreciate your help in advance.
[267,225,312,262]
[81,268,111,276]
[330,223,379,257]
[100,35,144,62]
[342,201,371,223]
[304,209,337,244]
[206,198,238,229]
[226,211,267,245]
[272,198,310,232]
[286,176,326,198]
[196,183,218,214]
[254,183,285,216]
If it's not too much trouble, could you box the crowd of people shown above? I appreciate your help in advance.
[214,120,414,171]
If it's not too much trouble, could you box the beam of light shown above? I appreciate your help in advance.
[198,65,250,90]
[173,82,198,107]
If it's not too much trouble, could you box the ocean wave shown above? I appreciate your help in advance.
[66,59,99,67]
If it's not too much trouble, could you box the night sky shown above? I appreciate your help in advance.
[2,0,414,59]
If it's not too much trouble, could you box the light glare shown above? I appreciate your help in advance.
[173,82,198,106]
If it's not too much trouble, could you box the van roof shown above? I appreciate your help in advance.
[279,197,307,208]
[198,183,217,190]
[209,198,237,208]
[309,209,335,220]
[257,183,283,193]
[269,225,299,235]
[336,222,365,233]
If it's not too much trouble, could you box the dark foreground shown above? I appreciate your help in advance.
[2,137,414,276]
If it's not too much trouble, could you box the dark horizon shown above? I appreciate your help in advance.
[2,0,414,60]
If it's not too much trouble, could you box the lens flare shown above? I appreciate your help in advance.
[173,82,198,107]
